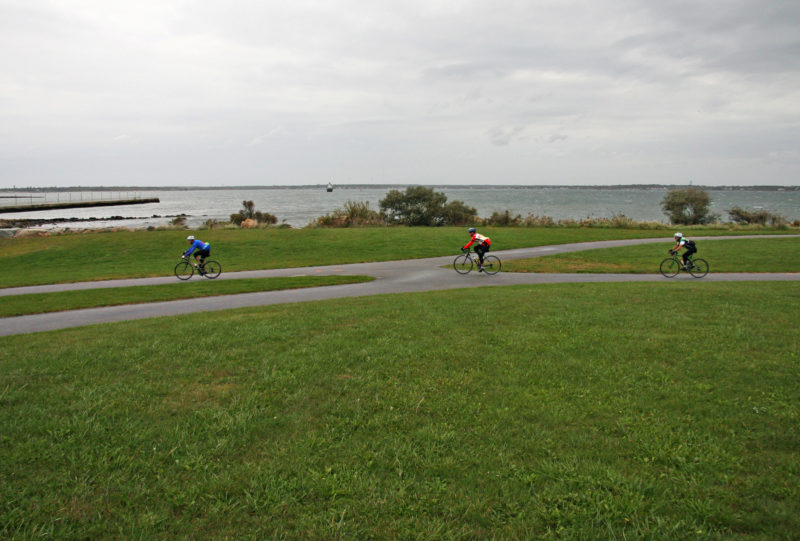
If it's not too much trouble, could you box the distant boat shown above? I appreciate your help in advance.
[326,182,333,192]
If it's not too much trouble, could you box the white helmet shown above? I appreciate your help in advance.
[187,235,195,241]
[674,232,682,238]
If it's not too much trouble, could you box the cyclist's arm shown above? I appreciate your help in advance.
[463,234,477,250]
[183,240,200,257]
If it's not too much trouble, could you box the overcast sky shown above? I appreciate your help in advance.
[1,0,799,188]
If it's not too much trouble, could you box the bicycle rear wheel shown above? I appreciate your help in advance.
[202,260,222,279]
[482,255,501,275]
[174,260,194,280]
[659,258,680,278]
[453,254,473,274]
[688,258,709,278]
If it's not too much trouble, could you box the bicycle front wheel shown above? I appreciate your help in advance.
[203,260,222,279]
[688,258,709,278]
[659,258,680,278]
[174,260,194,280]
[453,254,473,274]
[482,255,502,275]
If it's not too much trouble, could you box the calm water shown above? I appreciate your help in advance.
[1,186,797,230]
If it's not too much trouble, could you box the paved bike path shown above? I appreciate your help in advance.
[2,235,797,336]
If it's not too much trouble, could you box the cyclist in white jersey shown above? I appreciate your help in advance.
[669,232,697,268]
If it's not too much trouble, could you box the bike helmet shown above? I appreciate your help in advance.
[468,227,476,234]
[674,232,682,238]
[187,235,195,241]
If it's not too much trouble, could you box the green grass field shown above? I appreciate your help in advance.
[2,226,795,288]
[0,275,373,318]
[2,227,798,538]
[1,282,798,538]
[3,232,797,318]
[504,237,800,273]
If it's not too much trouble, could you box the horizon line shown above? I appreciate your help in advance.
[2,183,799,191]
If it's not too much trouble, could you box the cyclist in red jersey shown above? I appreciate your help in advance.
[462,227,491,270]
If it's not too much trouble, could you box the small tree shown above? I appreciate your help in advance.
[441,200,478,226]
[661,188,713,225]
[380,186,448,226]
[379,186,476,226]
[230,200,277,226]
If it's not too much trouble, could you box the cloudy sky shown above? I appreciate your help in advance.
[1,0,799,187]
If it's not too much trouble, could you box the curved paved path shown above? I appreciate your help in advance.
[1,235,797,336]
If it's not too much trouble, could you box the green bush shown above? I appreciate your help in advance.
[170,215,187,227]
[230,200,278,226]
[485,210,523,226]
[661,187,717,225]
[310,200,383,227]
[728,206,786,226]
[379,186,476,226]
[441,200,478,226]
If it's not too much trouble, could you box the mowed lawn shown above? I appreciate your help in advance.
[504,236,800,273]
[1,281,798,539]
[2,226,794,288]
[0,275,373,318]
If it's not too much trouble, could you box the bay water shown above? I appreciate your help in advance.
[1,186,797,230]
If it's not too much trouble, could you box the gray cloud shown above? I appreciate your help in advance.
[1,0,798,187]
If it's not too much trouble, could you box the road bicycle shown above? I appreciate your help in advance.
[453,249,501,275]
[659,252,709,278]
[174,257,222,280]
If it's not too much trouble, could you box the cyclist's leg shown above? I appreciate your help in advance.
[683,246,696,266]
[475,244,487,265]
[197,249,210,268]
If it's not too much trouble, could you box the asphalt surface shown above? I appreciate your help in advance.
[1,235,797,337]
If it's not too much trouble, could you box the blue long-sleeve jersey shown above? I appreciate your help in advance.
[183,239,210,257]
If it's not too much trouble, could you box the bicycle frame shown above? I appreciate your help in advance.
[660,253,708,278]
[453,250,501,275]
[174,257,222,280]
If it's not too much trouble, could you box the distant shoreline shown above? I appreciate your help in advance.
[2,184,798,192]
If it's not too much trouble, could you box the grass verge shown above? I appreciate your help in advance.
[504,237,800,273]
[1,282,798,538]
[2,226,795,287]
[0,275,373,318]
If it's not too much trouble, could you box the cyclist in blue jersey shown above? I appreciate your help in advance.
[182,235,211,274]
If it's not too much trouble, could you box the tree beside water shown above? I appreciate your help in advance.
[660,187,716,225]
[379,186,476,226]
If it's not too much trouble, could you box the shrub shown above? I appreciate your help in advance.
[230,200,278,226]
[202,219,225,229]
[379,187,476,226]
[727,206,786,226]
[442,200,478,226]
[310,200,382,227]
[485,210,523,226]
[170,215,187,227]
[520,214,555,226]
[661,188,716,225]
